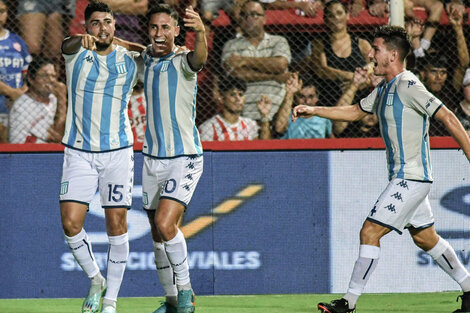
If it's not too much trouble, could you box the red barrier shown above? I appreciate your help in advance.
[0,137,460,153]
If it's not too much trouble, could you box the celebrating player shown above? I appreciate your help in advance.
[141,4,207,313]
[293,25,470,313]
[59,2,143,313]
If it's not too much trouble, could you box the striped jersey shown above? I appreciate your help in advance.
[0,30,31,114]
[198,114,259,141]
[62,45,142,152]
[142,48,202,158]
[360,70,442,182]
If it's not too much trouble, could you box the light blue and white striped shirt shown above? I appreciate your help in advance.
[142,48,202,158]
[62,45,142,152]
[360,70,442,182]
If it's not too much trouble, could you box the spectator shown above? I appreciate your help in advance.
[221,0,292,122]
[8,57,66,143]
[200,0,239,23]
[367,0,444,58]
[333,66,381,138]
[17,0,75,59]
[127,80,146,144]
[199,75,272,140]
[308,0,371,107]
[274,73,333,138]
[456,68,470,134]
[0,0,31,142]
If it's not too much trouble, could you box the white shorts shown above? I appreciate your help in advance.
[59,147,134,208]
[142,155,203,210]
[367,178,434,234]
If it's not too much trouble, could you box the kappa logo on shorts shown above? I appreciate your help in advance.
[385,203,396,213]
[396,180,409,189]
[391,192,403,202]
[60,182,69,195]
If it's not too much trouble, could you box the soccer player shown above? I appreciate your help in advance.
[293,25,470,313]
[141,4,207,313]
[59,2,143,313]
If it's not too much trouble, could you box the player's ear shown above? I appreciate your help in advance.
[175,25,180,37]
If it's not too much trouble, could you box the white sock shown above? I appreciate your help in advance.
[64,228,100,278]
[344,245,380,309]
[427,237,470,292]
[104,233,129,302]
[154,241,178,304]
[420,38,431,50]
[164,229,191,289]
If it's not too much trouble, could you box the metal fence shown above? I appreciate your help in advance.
[1,0,469,143]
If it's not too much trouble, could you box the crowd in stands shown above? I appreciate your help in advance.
[0,0,469,143]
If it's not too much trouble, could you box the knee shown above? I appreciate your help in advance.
[106,217,127,235]
[155,216,176,241]
[360,223,383,245]
[61,218,82,237]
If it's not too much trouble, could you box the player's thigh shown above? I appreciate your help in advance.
[367,179,431,234]
[159,155,203,206]
[97,148,134,209]
[60,201,88,236]
[60,148,99,205]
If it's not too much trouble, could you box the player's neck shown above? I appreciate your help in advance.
[222,111,240,124]
[0,28,6,37]
[385,65,405,82]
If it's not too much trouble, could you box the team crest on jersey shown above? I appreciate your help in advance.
[386,93,394,106]
[115,62,127,74]
[160,61,170,72]
[12,42,21,52]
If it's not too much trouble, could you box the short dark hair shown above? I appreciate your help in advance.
[423,51,448,69]
[241,0,265,13]
[84,1,113,22]
[218,75,247,93]
[27,56,54,83]
[324,0,347,16]
[373,25,411,61]
[146,3,179,25]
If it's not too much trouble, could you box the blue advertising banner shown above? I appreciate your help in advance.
[0,150,330,298]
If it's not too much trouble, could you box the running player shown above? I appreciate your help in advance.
[59,2,143,313]
[141,4,207,313]
[293,25,470,313]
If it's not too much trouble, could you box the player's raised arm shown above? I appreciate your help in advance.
[62,34,100,55]
[114,37,145,53]
[184,6,207,71]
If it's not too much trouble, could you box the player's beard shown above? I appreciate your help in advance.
[96,40,112,51]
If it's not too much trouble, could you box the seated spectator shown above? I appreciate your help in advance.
[333,67,380,137]
[17,0,75,60]
[221,0,292,122]
[0,0,31,142]
[367,0,443,58]
[198,75,272,141]
[127,80,146,144]
[456,68,470,134]
[8,57,66,143]
[274,73,333,138]
[308,0,371,106]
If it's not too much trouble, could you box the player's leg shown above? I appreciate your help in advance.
[147,210,178,313]
[98,147,133,313]
[143,157,178,313]
[60,148,105,313]
[318,220,389,313]
[156,199,194,313]
[408,197,470,313]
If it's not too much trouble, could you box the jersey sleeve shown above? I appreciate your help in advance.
[62,45,85,64]
[398,78,443,117]
[359,87,379,113]
[180,52,198,80]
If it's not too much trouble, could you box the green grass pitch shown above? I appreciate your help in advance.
[0,292,463,313]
